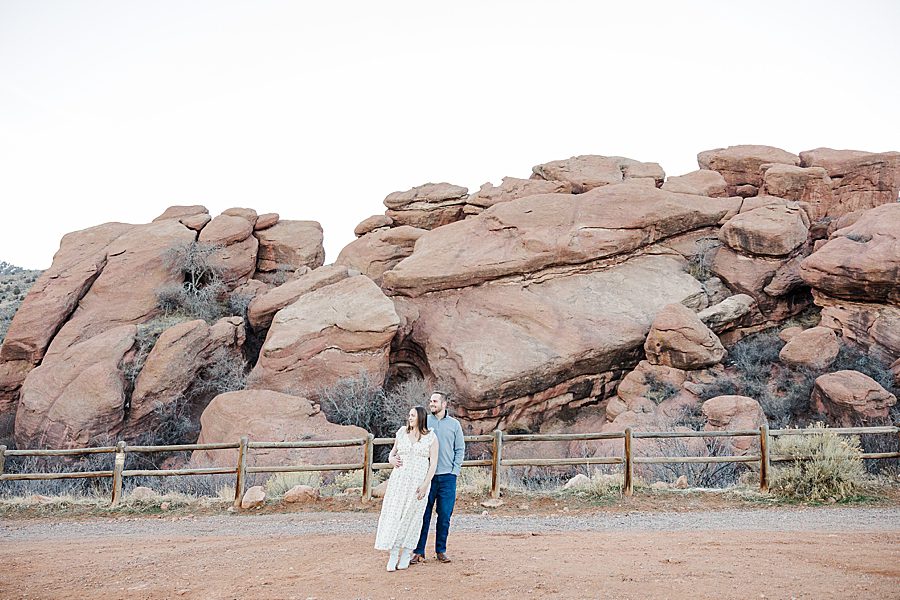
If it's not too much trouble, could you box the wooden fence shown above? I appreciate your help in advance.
[1,424,897,507]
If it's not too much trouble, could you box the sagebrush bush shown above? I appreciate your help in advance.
[770,425,867,502]
[643,374,680,404]
[319,374,427,441]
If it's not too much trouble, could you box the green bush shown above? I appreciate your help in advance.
[770,425,867,502]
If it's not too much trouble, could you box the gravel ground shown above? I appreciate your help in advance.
[4,506,898,541]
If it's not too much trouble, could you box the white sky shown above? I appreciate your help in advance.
[1,0,898,269]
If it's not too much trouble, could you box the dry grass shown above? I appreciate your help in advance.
[770,424,869,503]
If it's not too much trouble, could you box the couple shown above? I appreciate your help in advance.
[374,390,465,572]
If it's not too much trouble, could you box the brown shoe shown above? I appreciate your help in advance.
[410,553,425,565]
[436,552,451,563]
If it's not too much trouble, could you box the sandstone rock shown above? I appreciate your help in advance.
[698,145,800,197]
[254,213,279,231]
[469,177,574,208]
[122,317,245,439]
[372,480,389,498]
[779,326,803,343]
[799,148,900,218]
[193,390,367,467]
[130,486,156,501]
[384,182,468,210]
[241,485,266,509]
[335,226,425,286]
[283,484,319,503]
[760,165,833,220]
[811,370,896,425]
[153,205,208,222]
[255,220,325,275]
[383,185,739,297]
[697,294,756,333]
[563,473,590,489]
[674,475,689,489]
[799,203,900,306]
[199,214,254,246]
[702,395,766,453]
[249,276,400,396]
[222,207,258,225]
[480,498,504,508]
[179,213,211,231]
[616,360,687,404]
[247,265,352,331]
[531,155,665,191]
[399,255,705,430]
[763,256,807,297]
[160,501,170,511]
[645,304,725,370]
[661,170,728,197]
[0,360,31,426]
[816,296,900,365]
[778,326,839,370]
[0,222,134,366]
[15,325,136,449]
[354,215,393,237]
[43,220,195,361]
[719,204,809,257]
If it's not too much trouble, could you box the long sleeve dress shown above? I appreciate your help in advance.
[374,427,436,550]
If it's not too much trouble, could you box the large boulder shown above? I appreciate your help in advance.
[760,165,833,220]
[383,184,739,297]
[397,255,706,432]
[778,326,840,370]
[354,215,393,237]
[0,223,134,366]
[247,265,352,331]
[644,303,725,370]
[661,170,728,197]
[192,390,368,467]
[698,145,800,197]
[121,317,246,439]
[799,148,900,218]
[718,204,809,257]
[383,183,468,230]
[799,203,900,306]
[697,294,756,333]
[468,177,574,209]
[43,220,196,360]
[15,325,136,449]
[249,275,400,396]
[531,155,665,191]
[254,220,325,281]
[701,395,767,453]
[811,371,897,426]
[815,297,900,365]
[153,205,209,222]
[198,213,259,287]
[335,226,426,286]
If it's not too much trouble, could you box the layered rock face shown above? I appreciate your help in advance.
[800,203,900,363]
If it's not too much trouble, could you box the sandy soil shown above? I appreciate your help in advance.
[3,508,899,600]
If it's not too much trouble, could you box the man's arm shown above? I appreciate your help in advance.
[452,421,465,475]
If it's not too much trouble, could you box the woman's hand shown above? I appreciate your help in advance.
[389,453,403,468]
[416,483,429,500]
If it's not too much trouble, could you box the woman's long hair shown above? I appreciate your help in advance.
[406,405,430,436]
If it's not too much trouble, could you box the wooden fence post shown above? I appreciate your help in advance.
[363,434,374,501]
[0,445,6,477]
[110,441,126,507]
[233,436,249,508]
[491,429,503,499]
[623,428,633,497]
[759,425,770,493]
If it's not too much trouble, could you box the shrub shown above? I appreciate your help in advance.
[319,373,425,439]
[643,374,680,404]
[457,467,492,495]
[686,236,720,281]
[157,241,232,323]
[637,435,741,489]
[770,424,867,502]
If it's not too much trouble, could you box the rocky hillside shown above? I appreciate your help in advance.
[0,262,42,347]
[1,147,898,467]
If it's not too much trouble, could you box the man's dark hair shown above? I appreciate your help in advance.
[431,390,450,404]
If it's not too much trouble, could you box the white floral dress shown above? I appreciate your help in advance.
[374,427,436,550]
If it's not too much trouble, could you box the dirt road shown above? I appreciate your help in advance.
[3,508,899,599]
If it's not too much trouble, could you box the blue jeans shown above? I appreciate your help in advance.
[414,473,457,555]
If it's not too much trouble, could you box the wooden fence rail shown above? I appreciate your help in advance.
[1,423,897,507]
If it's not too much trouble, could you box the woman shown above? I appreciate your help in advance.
[374,405,439,571]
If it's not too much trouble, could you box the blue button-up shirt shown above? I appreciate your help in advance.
[427,413,465,476]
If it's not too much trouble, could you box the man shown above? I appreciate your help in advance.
[411,390,464,564]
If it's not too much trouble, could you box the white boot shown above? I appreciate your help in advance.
[397,548,412,570]
[386,548,400,572]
